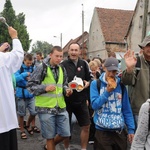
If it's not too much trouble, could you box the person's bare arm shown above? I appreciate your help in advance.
[8,26,18,39]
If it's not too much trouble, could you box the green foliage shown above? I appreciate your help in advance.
[31,41,53,57]
[0,0,31,51]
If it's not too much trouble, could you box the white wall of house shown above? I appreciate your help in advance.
[127,0,150,52]
[88,8,107,60]
[146,2,150,33]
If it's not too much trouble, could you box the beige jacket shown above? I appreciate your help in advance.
[121,55,150,115]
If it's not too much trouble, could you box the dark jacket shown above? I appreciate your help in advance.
[61,57,93,104]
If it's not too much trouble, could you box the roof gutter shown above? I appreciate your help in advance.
[105,41,126,45]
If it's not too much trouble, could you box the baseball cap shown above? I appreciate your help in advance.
[138,35,150,49]
[104,57,118,71]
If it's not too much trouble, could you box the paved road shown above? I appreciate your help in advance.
[17,116,94,150]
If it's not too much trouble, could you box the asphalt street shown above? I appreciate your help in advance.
[17,116,94,150]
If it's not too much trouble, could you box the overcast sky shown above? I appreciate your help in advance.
[0,0,137,50]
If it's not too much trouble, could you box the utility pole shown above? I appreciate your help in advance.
[60,33,62,48]
[82,4,84,58]
[53,33,62,48]
[142,0,149,41]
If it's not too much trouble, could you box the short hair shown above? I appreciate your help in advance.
[68,42,81,49]
[24,53,33,61]
[36,52,42,56]
[102,59,106,64]
[108,51,116,58]
[92,57,102,63]
[93,59,101,67]
[89,61,98,69]
[50,46,63,54]
[86,58,91,63]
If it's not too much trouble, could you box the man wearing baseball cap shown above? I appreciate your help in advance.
[121,35,150,149]
[122,35,150,125]
[138,35,150,49]
[90,57,135,150]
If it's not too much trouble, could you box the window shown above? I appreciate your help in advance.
[139,16,143,28]
[140,0,143,8]
[148,12,150,25]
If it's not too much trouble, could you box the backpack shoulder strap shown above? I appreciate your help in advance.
[148,102,150,130]
[135,56,141,77]
[135,56,141,68]
[96,79,124,96]
[96,79,101,94]
[59,64,65,73]
[40,62,47,83]
[31,63,35,73]
[120,82,124,97]
[20,65,24,74]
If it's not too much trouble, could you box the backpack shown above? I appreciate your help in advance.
[96,79,124,96]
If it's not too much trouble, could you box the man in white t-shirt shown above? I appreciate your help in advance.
[0,27,24,150]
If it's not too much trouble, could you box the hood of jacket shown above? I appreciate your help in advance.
[100,72,120,86]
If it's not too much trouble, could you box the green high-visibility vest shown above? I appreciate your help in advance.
[35,66,66,108]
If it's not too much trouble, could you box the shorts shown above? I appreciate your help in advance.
[67,100,90,127]
[0,129,18,150]
[38,111,70,139]
[17,98,37,116]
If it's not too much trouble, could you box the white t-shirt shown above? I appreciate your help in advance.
[0,39,24,133]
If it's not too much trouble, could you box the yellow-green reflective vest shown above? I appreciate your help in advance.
[35,66,66,108]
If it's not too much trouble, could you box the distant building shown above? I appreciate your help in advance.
[88,7,133,59]
[63,31,89,60]
[126,0,150,52]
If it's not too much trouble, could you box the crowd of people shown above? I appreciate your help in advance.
[1,26,150,150]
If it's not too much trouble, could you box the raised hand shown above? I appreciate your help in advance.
[8,27,18,39]
[0,42,10,52]
[124,50,137,73]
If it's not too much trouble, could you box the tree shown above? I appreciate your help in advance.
[0,0,31,51]
[31,41,53,57]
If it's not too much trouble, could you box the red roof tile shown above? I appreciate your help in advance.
[96,7,133,43]
[63,31,88,53]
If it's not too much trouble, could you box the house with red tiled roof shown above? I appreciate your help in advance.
[88,7,133,59]
[126,0,150,52]
[63,31,89,60]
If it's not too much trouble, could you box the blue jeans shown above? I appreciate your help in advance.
[17,98,37,116]
[38,111,70,139]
